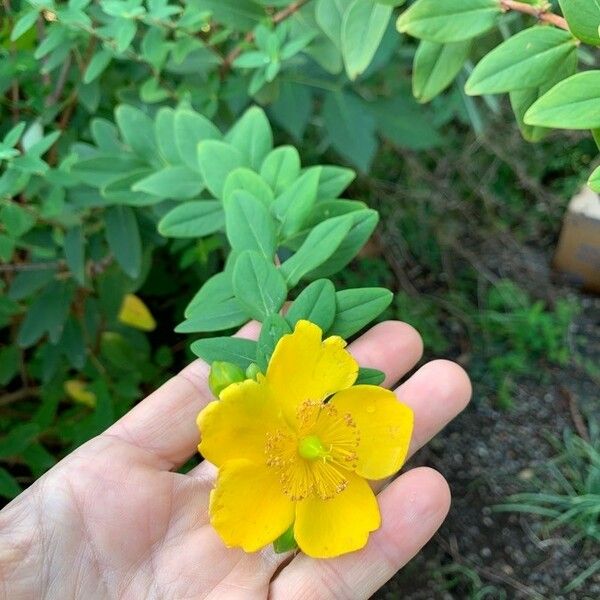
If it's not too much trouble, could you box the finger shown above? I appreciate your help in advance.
[396,359,472,456]
[347,320,423,388]
[270,467,451,600]
[366,359,471,495]
[104,321,261,469]
[186,320,423,479]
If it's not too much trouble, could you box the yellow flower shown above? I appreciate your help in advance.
[64,380,96,408]
[118,293,156,331]
[197,320,414,558]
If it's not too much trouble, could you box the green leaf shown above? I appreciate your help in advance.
[225,106,273,170]
[269,81,313,142]
[115,105,158,162]
[232,250,287,321]
[3,122,26,148]
[316,166,356,199]
[509,53,577,142]
[155,108,180,165]
[191,337,258,369]
[355,367,386,385]
[17,281,73,347]
[256,313,292,371]
[0,467,22,499]
[413,39,471,103]
[588,165,600,192]
[272,167,321,238]
[158,200,224,238]
[397,0,500,43]
[8,268,56,301]
[280,215,354,286]
[558,0,600,45]
[195,0,263,30]
[260,146,301,196]
[224,190,276,259]
[11,10,39,41]
[223,168,274,204]
[84,49,112,83]
[185,272,234,318]
[0,345,19,385]
[329,288,393,338]
[0,203,35,237]
[524,71,600,130]
[316,0,345,48]
[465,27,577,96]
[197,140,246,198]
[286,279,336,331]
[174,109,221,171]
[307,209,379,278]
[176,297,249,333]
[322,91,377,172]
[64,225,85,284]
[104,205,142,278]
[132,165,204,199]
[60,316,86,369]
[341,0,392,80]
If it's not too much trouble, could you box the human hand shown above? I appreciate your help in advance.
[0,321,470,599]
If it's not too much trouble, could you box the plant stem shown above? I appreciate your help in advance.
[500,0,569,31]
[0,387,40,407]
[221,0,312,76]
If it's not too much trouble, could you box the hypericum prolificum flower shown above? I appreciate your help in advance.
[197,320,414,558]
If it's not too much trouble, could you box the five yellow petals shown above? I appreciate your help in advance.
[197,320,414,558]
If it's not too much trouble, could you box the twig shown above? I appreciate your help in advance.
[500,0,570,31]
[45,53,72,107]
[221,0,311,76]
[0,387,40,407]
[0,261,62,273]
[560,386,590,442]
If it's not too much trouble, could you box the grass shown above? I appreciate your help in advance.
[496,422,600,592]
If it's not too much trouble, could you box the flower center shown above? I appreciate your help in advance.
[265,400,360,501]
[298,435,326,460]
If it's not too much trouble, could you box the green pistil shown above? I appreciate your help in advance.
[298,435,327,460]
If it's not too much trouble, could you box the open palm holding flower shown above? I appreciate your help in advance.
[0,320,470,599]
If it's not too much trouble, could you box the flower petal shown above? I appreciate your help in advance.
[331,385,414,480]
[210,459,295,552]
[198,378,281,467]
[266,320,358,426]
[294,472,380,558]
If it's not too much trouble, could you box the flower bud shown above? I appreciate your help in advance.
[209,361,246,397]
[245,363,261,380]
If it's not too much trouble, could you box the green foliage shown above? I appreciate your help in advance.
[399,0,600,189]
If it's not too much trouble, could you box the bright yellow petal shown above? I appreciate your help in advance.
[331,385,414,480]
[198,377,281,467]
[294,472,380,558]
[210,459,295,552]
[266,320,358,426]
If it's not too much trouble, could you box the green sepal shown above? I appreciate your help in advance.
[273,524,298,554]
[208,361,246,397]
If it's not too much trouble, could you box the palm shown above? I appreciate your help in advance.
[0,322,471,599]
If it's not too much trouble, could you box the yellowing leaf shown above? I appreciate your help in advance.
[64,380,96,408]
[118,293,156,331]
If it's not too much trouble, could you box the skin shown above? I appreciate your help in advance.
[0,321,471,599]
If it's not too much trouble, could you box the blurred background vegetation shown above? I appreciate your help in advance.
[1,0,598,597]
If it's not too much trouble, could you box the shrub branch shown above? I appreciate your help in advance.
[221,0,312,76]
[500,0,569,31]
